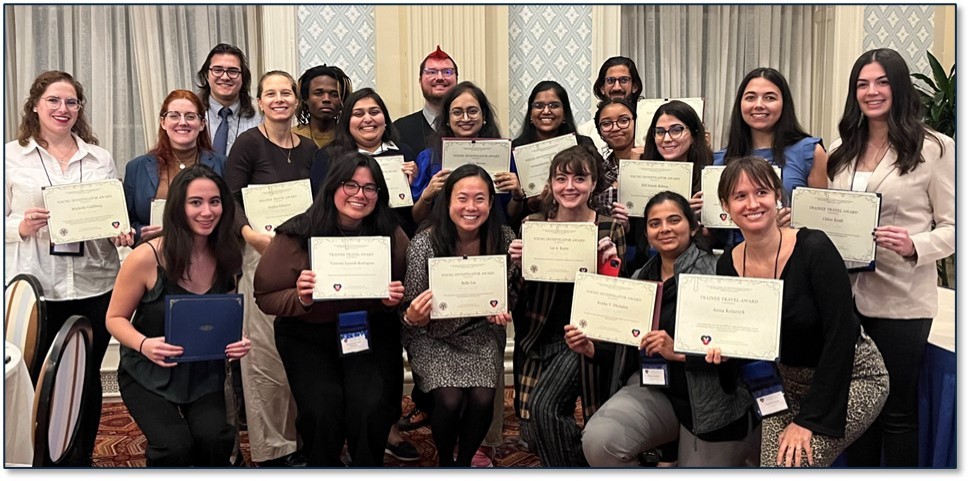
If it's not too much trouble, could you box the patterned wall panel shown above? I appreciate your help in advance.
[508,5,593,136]
[297,5,376,88]
[863,5,934,76]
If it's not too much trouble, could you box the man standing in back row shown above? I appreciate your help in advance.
[393,46,459,155]
[196,43,262,156]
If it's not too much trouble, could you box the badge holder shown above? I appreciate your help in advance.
[639,350,669,387]
[741,360,788,418]
[337,311,371,356]
[50,241,84,257]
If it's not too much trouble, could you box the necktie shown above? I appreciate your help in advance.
[214,107,232,155]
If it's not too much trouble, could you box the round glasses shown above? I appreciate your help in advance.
[531,101,563,111]
[604,76,632,86]
[162,111,203,123]
[42,96,81,112]
[450,107,481,119]
[209,66,242,79]
[654,124,687,140]
[341,181,379,198]
[597,117,632,132]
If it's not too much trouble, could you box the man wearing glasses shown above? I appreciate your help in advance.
[195,43,262,156]
[393,46,459,156]
[577,56,645,155]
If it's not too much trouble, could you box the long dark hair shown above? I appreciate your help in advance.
[828,48,942,178]
[161,164,242,284]
[327,88,400,156]
[513,81,579,145]
[195,43,256,119]
[18,70,98,148]
[643,191,710,253]
[276,152,398,245]
[295,64,353,126]
[421,164,507,257]
[723,67,811,168]
[593,56,643,102]
[151,90,214,169]
[641,100,712,193]
[432,81,502,156]
[541,144,601,219]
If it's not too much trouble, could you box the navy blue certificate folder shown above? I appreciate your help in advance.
[164,294,243,362]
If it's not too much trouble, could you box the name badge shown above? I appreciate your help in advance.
[338,310,370,356]
[50,241,84,257]
[742,360,788,417]
[640,352,668,387]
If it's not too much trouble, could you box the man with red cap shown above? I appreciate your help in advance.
[393,46,459,156]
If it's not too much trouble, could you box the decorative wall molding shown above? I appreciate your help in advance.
[297,5,377,88]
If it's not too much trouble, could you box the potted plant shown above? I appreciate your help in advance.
[912,50,955,287]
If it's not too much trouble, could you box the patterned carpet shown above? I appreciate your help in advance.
[93,388,560,468]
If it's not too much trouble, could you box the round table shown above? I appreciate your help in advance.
[4,341,35,466]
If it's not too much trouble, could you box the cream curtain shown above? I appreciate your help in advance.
[620,5,819,150]
[5,5,258,173]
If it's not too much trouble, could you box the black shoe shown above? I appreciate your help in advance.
[397,407,430,431]
[385,441,420,462]
[259,451,307,467]
[638,449,660,467]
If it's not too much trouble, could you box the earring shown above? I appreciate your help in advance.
[776,200,783,210]
[32,108,37,113]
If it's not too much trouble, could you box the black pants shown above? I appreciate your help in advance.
[275,316,403,467]
[845,314,932,467]
[44,291,112,466]
[118,370,235,466]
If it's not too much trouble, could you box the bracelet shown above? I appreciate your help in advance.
[138,336,148,354]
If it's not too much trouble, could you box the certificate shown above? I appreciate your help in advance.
[618,160,693,218]
[428,255,508,319]
[441,138,512,184]
[790,187,881,265]
[570,272,662,347]
[521,221,597,283]
[512,134,577,197]
[700,165,780,228]
[674,274,783,361]
[241,179,313,234]
[309,236,391,300]
[43,179,130,244]
[150,199,166,227]
[374,155,414,208]
[165,294,243,362]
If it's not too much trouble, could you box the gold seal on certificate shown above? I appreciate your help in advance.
[521,221,597,283]
[373,155,413,208]
[441,138,512,184]
[618,160,693,218]
[150,199,166,227]
[512,134,577,197]
[428,255,508,319]
[674,274,783,361]
[241,179,313,234]
[43,179,130,244]
[570,272,662,347]
[309,236,391,300]
[701,165,780,228]
[790,187,881,265]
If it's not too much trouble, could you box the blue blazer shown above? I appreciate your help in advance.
[123,150,227,242]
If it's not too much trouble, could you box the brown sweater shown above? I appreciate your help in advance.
[253,227,409,323]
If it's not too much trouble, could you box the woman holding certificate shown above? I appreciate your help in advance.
[410,81,523,226]
[5,70,132,465]
[828,48,955,468]
[591,98,637,225]
[106,165,250,466]
[124,90,226,243]
[253,153,408,466]
[400,163,517,466]
[716,157,888,467]
[225,70,316,467]
[507,145,625,466]
[578,191,759,467]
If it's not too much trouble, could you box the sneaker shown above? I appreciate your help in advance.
[471,447,494,467]
[385,441,420,462]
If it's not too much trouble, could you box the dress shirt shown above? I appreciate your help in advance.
[422,105,437,132]
[4,136,121,301]
[207,97,263,154]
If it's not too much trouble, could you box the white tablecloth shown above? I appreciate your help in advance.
[4,341,34,466]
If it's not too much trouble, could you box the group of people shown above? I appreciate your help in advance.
[4,40,953,469]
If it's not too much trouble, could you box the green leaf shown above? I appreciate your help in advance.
[928,51,949,91]
[913,73,938,92]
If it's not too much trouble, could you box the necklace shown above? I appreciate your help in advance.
[261,124,293,163]
[742,227,784,279]
[172,148,199,170]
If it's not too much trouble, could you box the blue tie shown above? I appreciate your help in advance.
[214,107,231,155]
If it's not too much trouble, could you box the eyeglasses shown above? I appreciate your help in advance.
[422,68,456,78]
[341,180,380,198]
[450,107,481,119]
[598,117,633,131]
[605,76,632,86]
[209,66,242,79]
[162,111,203,123]
[654,124,687,140]
[531,101,563,111]
[42,96,81,111]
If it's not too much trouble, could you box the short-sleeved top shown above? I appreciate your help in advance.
[713,136,822,203]
[118,246,235,404]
